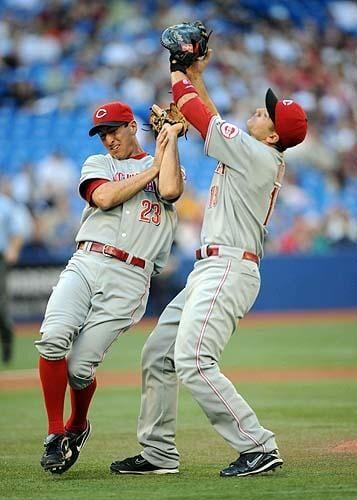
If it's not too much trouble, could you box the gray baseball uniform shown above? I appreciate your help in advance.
[136,116,285,468]
[35,153,178,390]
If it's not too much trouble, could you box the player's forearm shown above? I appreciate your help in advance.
[171,71,218,116]
[171,71,196,110]
[157,136,184,200]
[171,74,213,138]
[92,165,159,210]
[185,71,219,116]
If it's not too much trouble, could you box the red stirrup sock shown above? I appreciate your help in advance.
[65,378,97,433]
[38,356,68,435]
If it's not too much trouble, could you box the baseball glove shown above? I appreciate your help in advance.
[161,20,212,71]
[149,103,189,138]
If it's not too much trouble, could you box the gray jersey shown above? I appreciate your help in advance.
[202,116,285,257]
[76,153,178,275]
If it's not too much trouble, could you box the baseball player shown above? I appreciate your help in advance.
[110,48,307,477]
[35,101,184,474]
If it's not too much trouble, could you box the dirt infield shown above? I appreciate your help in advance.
[1,366,357,391]
[332,440,357,452]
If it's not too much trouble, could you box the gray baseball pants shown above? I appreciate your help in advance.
[138,249,278,468]
[35,250,153,389]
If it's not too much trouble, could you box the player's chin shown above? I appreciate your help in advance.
[110,152,124,160]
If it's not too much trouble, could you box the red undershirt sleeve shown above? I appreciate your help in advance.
[180,97,214,139]
[80,179,109,206]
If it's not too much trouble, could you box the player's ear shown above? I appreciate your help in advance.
[266,131,280,146]
[128,120,137,135]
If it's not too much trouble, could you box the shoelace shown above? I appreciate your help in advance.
[229,455,246,467]
[47,437,66,455]
[229,453,262,467]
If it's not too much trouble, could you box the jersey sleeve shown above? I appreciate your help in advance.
[78,155,113,201]
[204,116,253,171]
[80,178,109,204]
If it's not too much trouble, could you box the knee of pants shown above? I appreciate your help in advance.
[67,358,95,390]
[141,330,174,374]
[175,351,215,387]
[174,351,197,386]
[35,327,73,359]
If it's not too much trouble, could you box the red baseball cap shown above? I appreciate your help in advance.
[89,101,134,136]
[265,88,307,149]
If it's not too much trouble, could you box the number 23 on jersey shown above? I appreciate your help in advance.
[139,199,161,225]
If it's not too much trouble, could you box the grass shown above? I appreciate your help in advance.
[0,314,357,499]
[3,317,357,372]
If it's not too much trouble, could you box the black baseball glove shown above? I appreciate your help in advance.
[161,20,212,72]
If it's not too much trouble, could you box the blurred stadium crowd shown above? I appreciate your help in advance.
[0,0,356,264]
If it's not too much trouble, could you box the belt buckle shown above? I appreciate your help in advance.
[102,244,112,257]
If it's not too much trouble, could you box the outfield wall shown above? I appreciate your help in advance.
[151,252,357,315]
[8,252,357,321]
[253,253,357,311]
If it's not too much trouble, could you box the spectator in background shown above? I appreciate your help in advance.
[325,206,357,251]
[174,188,204,258]
[279,215,317,254]
[0,182,32,363]
[11,162,37,209]
[35,193,79,261]
[36,151,78,200]
[284,124,338,173]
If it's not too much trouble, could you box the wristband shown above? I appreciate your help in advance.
[172,79,198,103]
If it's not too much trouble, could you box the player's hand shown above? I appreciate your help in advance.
[163,122,184,137]
[186,49,212,77]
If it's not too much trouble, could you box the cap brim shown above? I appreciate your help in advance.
[265,88,278,124]
[88,121,128,137]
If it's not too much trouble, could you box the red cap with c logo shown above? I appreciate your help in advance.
[265,88,307,149]
[89,101,134,136]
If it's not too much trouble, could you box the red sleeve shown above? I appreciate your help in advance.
[172,79,214,139]
[80,179,109,205]
[181,97,214,139]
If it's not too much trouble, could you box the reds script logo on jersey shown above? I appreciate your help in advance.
[219,122,240,139]
[114,171,156,193]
